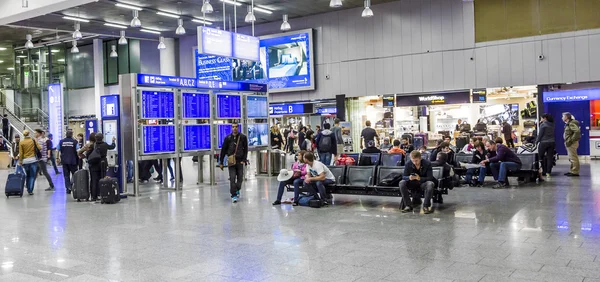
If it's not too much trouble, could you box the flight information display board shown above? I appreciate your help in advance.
[217,124,242,149]
[182,92,211,119]
[140,91,175,119]
[183,124,211,151]
[197,26,233,58]
[233,34,260,62]
[142,125,176,154]
[246,96,268,119]
[216,94,241,119]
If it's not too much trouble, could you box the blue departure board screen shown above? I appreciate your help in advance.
[217,124,243,149]
[140,91,175,119]
[183,124,211,151]
[246,96,268,118]
[182,92,211,119]
[142,125,176,154]
[216,94,241,119]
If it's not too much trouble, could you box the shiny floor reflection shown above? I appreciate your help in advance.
[1,157,599,282]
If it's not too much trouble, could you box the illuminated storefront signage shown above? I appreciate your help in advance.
[543,89,600,103]
[396,91,470,106]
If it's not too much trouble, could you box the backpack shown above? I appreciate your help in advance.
[378,172,403,187]
[318,135,332,152]
[300,139,307,151]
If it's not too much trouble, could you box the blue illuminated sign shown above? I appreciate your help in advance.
[197,80,267,92]
[142,125,176,154]
[543,89,600,103]
[196,52,233,81]
[48,84,63,140]
[85,120,98,140]
[233,34,260,62]
[269,104,308,115]
[183,124,211,151]
[247,96,268,119]
[137,74,197,88]
[217,124,243,149]
[182,92,211,119]
[101,95,119,118]
[316,107,337,114]
[198,26,233,58]
[216,94,242,119]
[137,73,267,92]
[140,91,175,119]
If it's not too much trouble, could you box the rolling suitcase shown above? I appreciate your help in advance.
[456,136,468,151]
[413,136,424,150]
[5,166,26,198]
[415,133,428,148]
[72,169,90,202]
[99,177,120,204]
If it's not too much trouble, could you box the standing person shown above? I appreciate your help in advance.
[299,152,336,206]
[399,150,436,214]
[315,125,321,136]
[455,119,463,132]
[562,112,581,177]
[34,129,56,192]
[315,123,337,166]
[78,133,96,168]
[282,125,290,152]
[11,135,20,167]
[297,126,306,151]
[87,133,116,201]
[304,131,314,152]
[273,150,307,205]
[332,118,344,158]
[2,114,9,138]
[76,133,84,169]
[57,130,79,194]
[219,122,248,203]
[306,125,314,138]
[480,138,522,189]
[502,121,515,148]
[270,125,283,150]
[360,120,379,150]
[536,113,556,178]
[286,125,296,154]
[47,133,60,174]
[18,130,41,195]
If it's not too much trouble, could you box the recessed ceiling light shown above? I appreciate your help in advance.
[192,19,213,25]
[16,55,27,58]
[221,0,242,6]
[7,67,14,70]
[104,23,128,29]
[115,3,143,10]
[0,60,3,63]
[51,49,60,53]
[156,11,180,18]
[140,29,161,34]
[0,47,6,51]
[57,59,65,62]
[253,6,273,14]
[63,16,90,22]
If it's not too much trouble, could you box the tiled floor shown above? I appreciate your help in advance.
[0,157,599,282]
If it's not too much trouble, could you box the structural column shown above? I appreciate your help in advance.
[93,39,103,119]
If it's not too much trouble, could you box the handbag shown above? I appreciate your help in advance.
[227,135,240,167]
[87,144,102,165]
[32,139,43,160]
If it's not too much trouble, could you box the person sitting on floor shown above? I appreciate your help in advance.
[400,150,437,214]
[480,138,522,189]
[273,150,307,205]
[298,152,336,206]
[464,141,488,187]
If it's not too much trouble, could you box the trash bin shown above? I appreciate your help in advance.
[259,149,286,175]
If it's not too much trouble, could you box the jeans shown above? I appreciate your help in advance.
[50,152,59,173]
[303,179,334,204]
[538,142,555,175]
[166,158,182,181]
[228,163,244,197]
[566,142,580,174]
[399,180,435,208]
[62,164,78,192]
[505,136,515,148]
[320,152,332,166]
[490,162,521,183]
[38,160,55,188]
[277,178,304,202]
[22,163,38,193]
[465,166,487,184]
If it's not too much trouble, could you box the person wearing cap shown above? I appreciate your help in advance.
[273,150,307,205]
[362,140,381,154]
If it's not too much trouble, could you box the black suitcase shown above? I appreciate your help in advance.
[413,136,424,150]
[456,136,468,151]
[99,177,120,204]
[72,169,90,201]
[5,168,25,198]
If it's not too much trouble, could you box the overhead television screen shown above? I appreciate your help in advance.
[142,125,176,154]
[217,124,243,149]
[247,123,269,147]
[183,124,211,151]
[140,91,175,119]
[246,96,268,119]
[479,104,519,126]
[216,94,242,119]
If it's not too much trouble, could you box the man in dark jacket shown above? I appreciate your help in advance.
[480,138,522,189]
[315,123,337,166]
[502,121,514,148]
[219,122,248,203]
[536,113,555,177]
[57,130,79,194]
[399,150,437,214]
[2,114,9,138]
[430,142,456,167]
[88,133,116,201]
[464,141,488,187]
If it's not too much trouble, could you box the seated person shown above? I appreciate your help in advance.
[464,141,488,187]
[480,138,522,189]
[431,152,455,190]
[399,138,414,154]
[400,150,436,214]
[273,150,307,205]
[298,152,336,206]
[362,140,381,154]
[418,146,427,153]
[443,136,457,152]
[388,140,406,154]
[430,142,456,167]
[461,137,478,153]
[380,138,393,151]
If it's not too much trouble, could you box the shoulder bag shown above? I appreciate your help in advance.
[227,135,240,167]
[32,139,43,160]
[87,143,102,165]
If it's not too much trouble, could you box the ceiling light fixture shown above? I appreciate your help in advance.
[330,0,343,8]
[7,67,14,71]
[72,22,82,40]
[50,49,60,53]
[118,30,128,45]
[130,10,142,27]
[280,14,291,31]
[140,28,160,34]
[0,47,7,51]
[201,0,214,13]
[104,23,128,29]
[245,6,256,23]
[25,34,34,49]
[192,19,213,25]
[156,11,180,18]
[175,18,186,35]
[253,6,273,14]
[110,45,118,58]
[70,41,79,53]
[157,36,166,50]
[57,59,65,62]
[115,3,143,10]
[0,60,3,63]
[221,0,242,6]
[63,16,90,22]
[362,0,373,17]
[16,55,27,58]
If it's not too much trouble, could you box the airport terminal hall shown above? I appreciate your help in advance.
[2,0,600,281]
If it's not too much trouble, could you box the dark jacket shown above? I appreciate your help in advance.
[88,141,116,171]
[471,149,487,164]
[430,147,456,167]
[315,129,337,155]
[271,132,283,149]
[362,147,381,154]
[58,137,79,165]
[332,125,343,145]
[400,144,414,154]
[502,123,513,138]
[488,144,522,165]
[402,159,436,184]
[220,133,248,164]
[536,121,555,144]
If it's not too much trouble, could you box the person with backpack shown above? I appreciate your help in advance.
[34,129,56,192]
[57,130,79,194]
[562,112,581,177]
[315,123,337,166]
[87,133,116,201]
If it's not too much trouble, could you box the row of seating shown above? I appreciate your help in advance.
[454,153,539,183]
